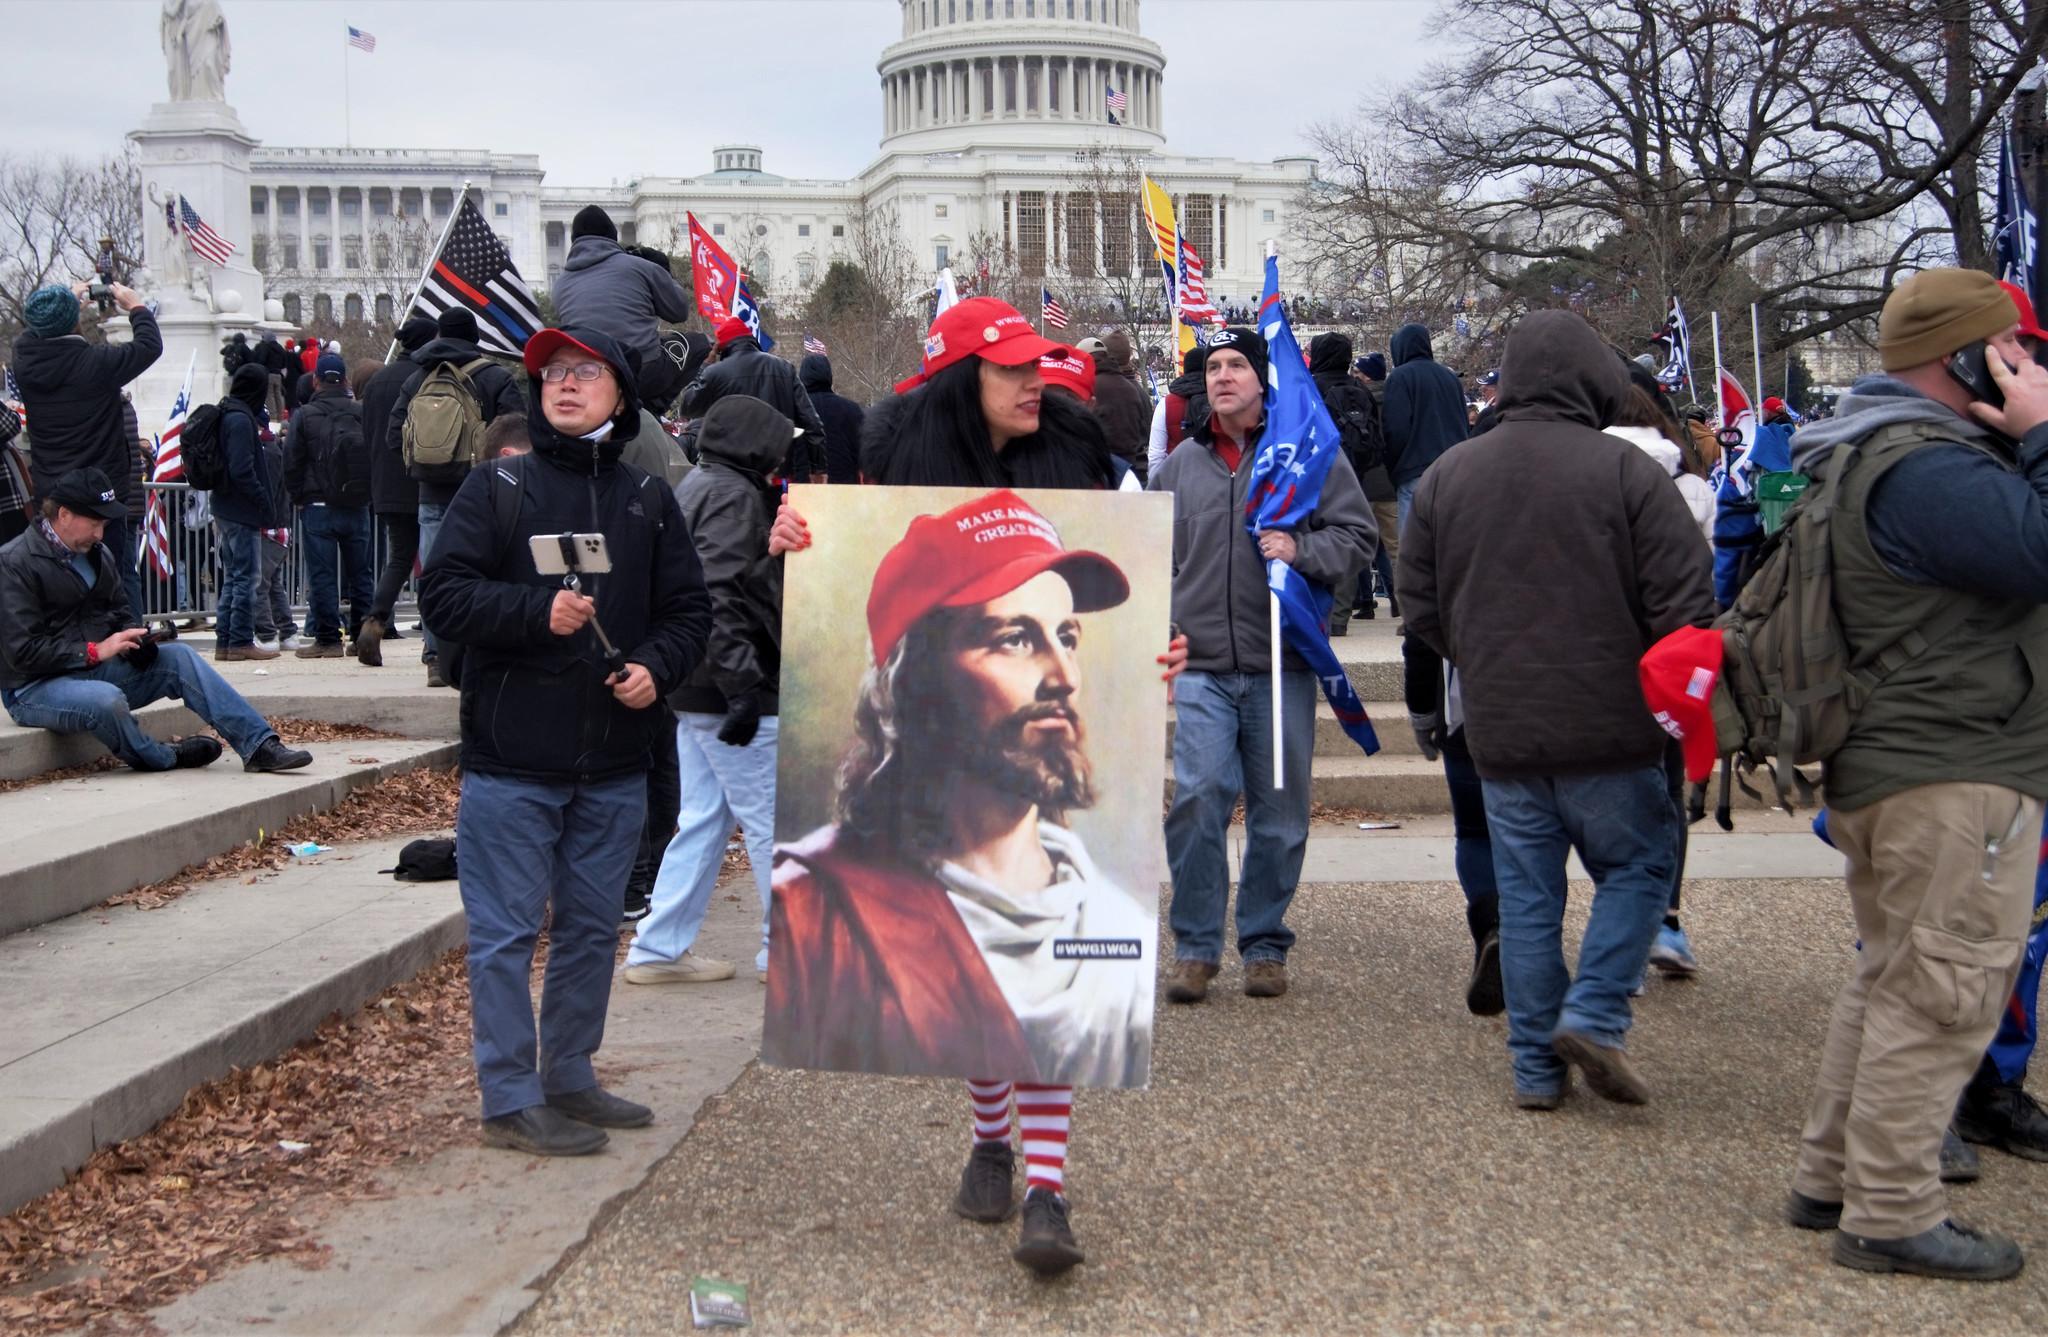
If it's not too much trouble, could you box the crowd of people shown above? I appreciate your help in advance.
[5,219,2046,1287]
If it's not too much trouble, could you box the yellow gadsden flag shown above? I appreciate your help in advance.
[1140,175,1195,357]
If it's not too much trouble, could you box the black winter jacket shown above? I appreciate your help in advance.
[798,355,866,484]
[12,306,164,495]
[670,398,785,716]
[210,397,280,531]
[1382,323,1468,486]
[416,400,711,783]
[679,340,825,479]
[1089,354,1154,476]
[284,388,366,508]
[360,358,418,514]
[0,523,136,690]
[1309,332,1384,478]
[386,338,526,506]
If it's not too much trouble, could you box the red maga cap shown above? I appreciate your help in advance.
[1638,624,1726,784]
[899,296,1072,390]
[865,488,1128,666]
[2000,279,2048,342]
[522,327,608,377]
[1037,348,1096,402]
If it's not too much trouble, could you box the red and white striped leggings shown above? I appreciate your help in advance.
[966,1080,1073,1195]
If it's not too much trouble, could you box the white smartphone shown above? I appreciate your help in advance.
[528,532,613,577]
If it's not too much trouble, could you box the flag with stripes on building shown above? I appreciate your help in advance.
[402,198,542,355]
[1042,287,1069,329]
[176,196,236,268]
[1106,86,1127,122]
[141,352,196,580]
[803,333,828,355]
[347,25,377,52]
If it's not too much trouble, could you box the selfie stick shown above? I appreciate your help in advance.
[557,571,629,683]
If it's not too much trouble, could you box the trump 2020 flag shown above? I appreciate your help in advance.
[1245,252,1380,756]
[686,212,775,352]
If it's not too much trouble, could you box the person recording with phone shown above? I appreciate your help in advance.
[418,325,709,1159]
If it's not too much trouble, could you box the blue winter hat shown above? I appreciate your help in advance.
[24,284,80,338]
[1356,351,1387,381]
[316,352,347,383]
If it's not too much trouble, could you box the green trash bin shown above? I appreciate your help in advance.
[1757,471,1810,535]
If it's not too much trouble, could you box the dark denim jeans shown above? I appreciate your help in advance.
[1442,727,1499,937]
[1165,669,1315,965]
[1481,764,1676,1095]
[2,643,276,768]
[215,521,259,648]
[302,503,374,644]
[417,501,448,661]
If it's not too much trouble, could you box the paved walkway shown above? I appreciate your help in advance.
[516,874,2048,1334]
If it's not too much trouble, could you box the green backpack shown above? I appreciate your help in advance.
[1707,422,1976,808]
[402,356,491,482]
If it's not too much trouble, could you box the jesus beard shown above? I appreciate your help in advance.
[947,700,1098,816]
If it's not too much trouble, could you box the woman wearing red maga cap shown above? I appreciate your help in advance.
[765,296,1187,1278]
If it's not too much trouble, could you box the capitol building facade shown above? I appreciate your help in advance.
[240,0,1313,333]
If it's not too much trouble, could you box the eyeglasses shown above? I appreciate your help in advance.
[539,361,609,384]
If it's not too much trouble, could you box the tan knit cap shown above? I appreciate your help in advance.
[1878,268,2018,371]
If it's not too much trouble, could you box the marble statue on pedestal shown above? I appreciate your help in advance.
[160,0,230,103]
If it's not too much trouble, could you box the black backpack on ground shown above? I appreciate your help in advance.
[180,401,228,489]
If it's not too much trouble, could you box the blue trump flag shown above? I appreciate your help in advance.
[1244,252,1380,756]
[733,279,775,352]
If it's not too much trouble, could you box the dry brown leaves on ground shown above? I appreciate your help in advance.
[0,949,480,1336]
[103,766,462,911]
[0,756,121,794]
[266,718,401,746]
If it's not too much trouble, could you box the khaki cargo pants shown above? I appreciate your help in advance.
[1792,782,2041,1238]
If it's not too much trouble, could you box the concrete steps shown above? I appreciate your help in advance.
[0,833,463,1215]
[0,739,457,938]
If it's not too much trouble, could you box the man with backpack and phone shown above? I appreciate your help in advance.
[387,308,526,686]
[1755,267,2048,1282]
[284,353,373,657]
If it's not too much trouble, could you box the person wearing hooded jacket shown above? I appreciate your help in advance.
[552,206,696,413]
[418,325,710,1159]
[212,364,284,660]
[388,307,527,685]
[355,315,438,667]
[626,395,789,988]
[1398,309,1714,1113]
[679,319,825,481]
[797,353,866,483]
[1381,322,1468,537]
[1086,330,1153,482]
[1309,331,1383,635]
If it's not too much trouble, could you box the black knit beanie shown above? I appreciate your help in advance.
[571,205,619,243]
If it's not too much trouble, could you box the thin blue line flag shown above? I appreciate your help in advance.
[1246,252,1380,755]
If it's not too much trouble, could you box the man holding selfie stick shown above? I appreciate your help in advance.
[1781,268,2048,1281]
[418,325,709,1159]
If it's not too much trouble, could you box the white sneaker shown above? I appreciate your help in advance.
[623,952,736,985]
[253,636,280,653]
[281,634,312,651]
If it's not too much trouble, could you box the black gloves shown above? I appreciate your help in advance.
[1409,710,1445,763]
[717,692,762,748]
[124,636,160,672]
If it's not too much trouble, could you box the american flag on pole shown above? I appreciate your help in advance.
[1042,287,1069,330]
[177,196,236,268]
[802,333,828,355]
[347,25,377,52]
[141,352,196,580]
[1175,239,1220,326]
[1106,86,1127,120]
[402,198,542,355]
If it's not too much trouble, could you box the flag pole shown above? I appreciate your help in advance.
[1710,311,1725,430]
[1750,304,1766,413]
[1267,237,1284,792]
[383,178,472,365]
[343,35,352,150]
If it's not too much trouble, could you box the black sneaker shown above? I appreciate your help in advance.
[172,736,223,769]
[545,1085,653,1128]
[1833,1218,2024,1281]
[1956,1078,2048,1163]
[1940,1126,1981,1184]
[481,1105,608,1157]
[621,887,652,925]
[244,738,313,773]
[1013,1187,1084,1275]
[354,616,385,667]
[1466,931,1504,1016]
[953,1140,1017,1223]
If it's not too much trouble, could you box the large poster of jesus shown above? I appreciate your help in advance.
[763,484,1172,1089]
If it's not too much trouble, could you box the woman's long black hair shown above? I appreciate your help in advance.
[865,357,1113,490]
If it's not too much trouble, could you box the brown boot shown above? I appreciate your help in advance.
[1244,959,1289,998]
[1165,958,1218,1004]
[215,644,280,661]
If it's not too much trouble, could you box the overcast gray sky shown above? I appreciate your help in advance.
[1,0,1436,184]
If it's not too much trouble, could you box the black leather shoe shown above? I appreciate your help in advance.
[546,1086,653,1128]
[1787,1191,1843,1231]
[1013,1187,1084,1275]
[1940,1126,1981,1184]
[1833,1218,2024,1281]
[1466,931,1504,1016]
[481,1105,608,1156]
[1956,1078,2048,1162]
[954,1139,1017,1222]
[172,736,223,769]
[244,737,313,773]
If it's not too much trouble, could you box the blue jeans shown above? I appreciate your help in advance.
[1441,728,1498,914]
[302,503,374,644]
[456,769,646,1119]
[1395,479,1417,546]
[628,714,778,973]
[1481,765,1677,1094]
[2,643,276,768]
[105,515,143,627]
[417,501,447,661]
[215,521,260,649]
[1165,669,1315,964]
